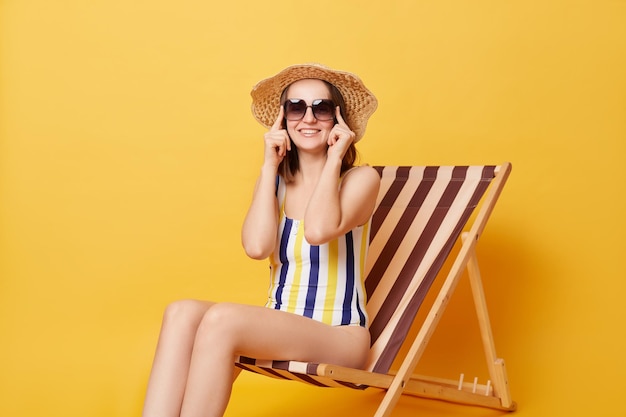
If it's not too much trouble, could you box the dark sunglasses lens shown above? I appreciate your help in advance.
[284,100,307,120]
[312,100,334,121]
[284,99,336,121]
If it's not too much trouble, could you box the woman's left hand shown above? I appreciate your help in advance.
[327,107,356,161]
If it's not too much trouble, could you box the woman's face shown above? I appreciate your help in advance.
[283,79,336,153]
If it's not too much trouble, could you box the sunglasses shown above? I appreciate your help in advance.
[283,99,336,121]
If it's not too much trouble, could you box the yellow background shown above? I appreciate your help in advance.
[1,1,625,416]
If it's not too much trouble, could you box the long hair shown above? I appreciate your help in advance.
[278,81,358,182]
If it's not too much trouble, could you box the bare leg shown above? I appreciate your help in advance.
[143,300,215,417]
[179,303,370,417]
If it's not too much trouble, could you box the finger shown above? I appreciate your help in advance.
[272,131,291,154]
[271,106,284,131]
[271,135,284,155]
[282,131,293,155]
[335,106,348,127]
[277,141,286,157]
[328,126,340,146]
[268,136,287,156]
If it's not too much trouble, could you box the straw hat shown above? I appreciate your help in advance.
[251,63,378,142]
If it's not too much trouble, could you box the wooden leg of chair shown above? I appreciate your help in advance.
[463,233,514,409]
[494,358,514,409]
[373,373,406,417]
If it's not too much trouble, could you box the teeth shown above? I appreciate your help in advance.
[300,130,318,134]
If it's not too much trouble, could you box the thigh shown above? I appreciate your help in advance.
[201,303,371,369]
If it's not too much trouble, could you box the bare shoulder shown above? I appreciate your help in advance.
[340,166,381,208]
[339,165,380,226]
[342,165,381,189]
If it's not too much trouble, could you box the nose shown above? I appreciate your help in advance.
[302,106,316,122]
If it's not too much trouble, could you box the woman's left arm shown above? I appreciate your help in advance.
[304,165,380,245]
[303,109,380,245]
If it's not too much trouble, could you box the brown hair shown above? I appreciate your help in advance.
[278,80,358,182]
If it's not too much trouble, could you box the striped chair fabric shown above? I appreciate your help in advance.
[236,164,513,414]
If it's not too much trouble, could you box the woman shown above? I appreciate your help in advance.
[142,63,379,417]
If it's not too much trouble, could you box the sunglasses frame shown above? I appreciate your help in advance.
[283,98,336,121]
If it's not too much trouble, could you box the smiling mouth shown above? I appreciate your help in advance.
[299,129,320,135]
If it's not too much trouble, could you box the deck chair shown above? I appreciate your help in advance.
[236,163,516,416]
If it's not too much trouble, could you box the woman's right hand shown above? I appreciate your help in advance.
[263,106,291,169]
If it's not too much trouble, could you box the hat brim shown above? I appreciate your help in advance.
[251,63,377,142]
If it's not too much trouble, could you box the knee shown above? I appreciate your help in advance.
[162,299,207,330]
[195,303,242,346]
[197,303,237,331]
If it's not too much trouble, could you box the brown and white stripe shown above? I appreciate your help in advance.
[236,356,365,389]
[236,165,498,388]
[364,165,495,373]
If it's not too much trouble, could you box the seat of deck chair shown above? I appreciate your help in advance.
[236,163,515,416]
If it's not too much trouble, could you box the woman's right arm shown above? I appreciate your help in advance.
[241,166,280,259]
[241,108,290,260]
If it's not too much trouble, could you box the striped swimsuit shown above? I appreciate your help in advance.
[265,176,370,327]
